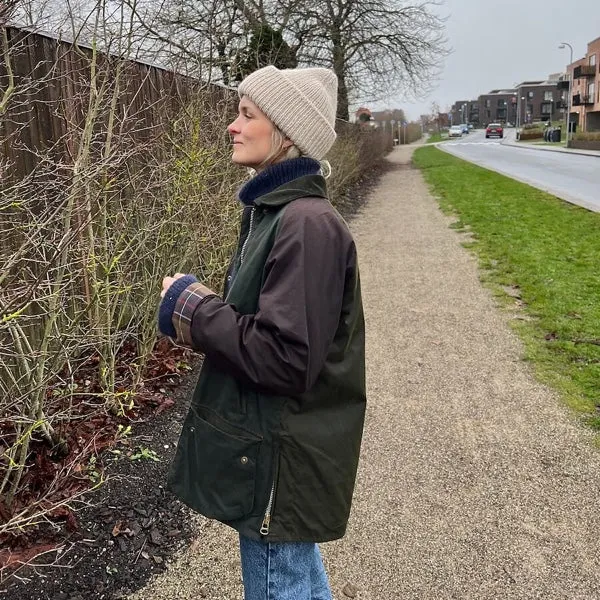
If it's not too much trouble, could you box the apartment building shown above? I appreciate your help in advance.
[449,100,480,127]
[477,89,517,126]
[513,78,564,125]
[567,36,600,132]
[450,100,470,125]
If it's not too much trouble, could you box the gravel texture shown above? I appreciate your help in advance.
[128,144,600,600]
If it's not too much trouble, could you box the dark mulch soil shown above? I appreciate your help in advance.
[0,350,202,600]
[0,158,392,600]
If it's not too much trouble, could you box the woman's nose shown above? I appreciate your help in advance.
[227,119,240,135]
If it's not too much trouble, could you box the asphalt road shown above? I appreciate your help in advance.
[438,129,600,212]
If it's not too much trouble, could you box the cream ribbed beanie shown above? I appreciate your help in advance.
[237,65,338,160]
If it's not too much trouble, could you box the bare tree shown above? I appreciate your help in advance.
[16,0,446,121]
[127,0,446,119]
[279,0,447,119]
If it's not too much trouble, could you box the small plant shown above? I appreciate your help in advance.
[116,424,132,440]
[130,447,160,462]
[85,456,103,483]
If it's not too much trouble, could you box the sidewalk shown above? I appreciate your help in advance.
[501,129,600,158]
[129,146,600,600]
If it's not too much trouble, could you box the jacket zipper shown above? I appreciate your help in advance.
[260,480,275,536]
[260,441,279,537]
[240,207,256,265]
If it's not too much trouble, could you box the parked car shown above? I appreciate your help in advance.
[486,123,503,138]
[448,125,463,138]
[460,123,469,134]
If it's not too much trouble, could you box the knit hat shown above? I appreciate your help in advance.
[238,65,338,160]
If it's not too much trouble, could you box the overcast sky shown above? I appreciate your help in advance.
[394,0,600,120]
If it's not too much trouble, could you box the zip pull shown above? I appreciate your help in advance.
[260,481,276,536]
[260,515,271,536]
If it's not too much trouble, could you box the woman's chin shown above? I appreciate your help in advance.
[232,154,260,170]
[231,151,249,167]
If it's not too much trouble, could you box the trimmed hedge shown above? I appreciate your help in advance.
[518,129,544,141]
[569,140,600,151]
[573,132,600,141]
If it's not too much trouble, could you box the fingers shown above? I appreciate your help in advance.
[161,276,175,298]
[161,273,187,299]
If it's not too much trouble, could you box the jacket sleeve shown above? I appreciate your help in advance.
[184,204,352,395]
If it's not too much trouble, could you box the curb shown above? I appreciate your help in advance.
[500,137,600,158]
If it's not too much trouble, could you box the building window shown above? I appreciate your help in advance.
[544,91,553,101]
[527,91,534,99]
[541,103,552,114]
[485,100,491,108]
[588,82,595,101]
[590,54,596,67]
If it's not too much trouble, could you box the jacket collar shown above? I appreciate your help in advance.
[238,157,326,207]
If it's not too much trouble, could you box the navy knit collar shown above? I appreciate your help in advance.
[238,157,321,206]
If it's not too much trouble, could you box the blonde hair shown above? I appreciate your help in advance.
[251,124,331,178]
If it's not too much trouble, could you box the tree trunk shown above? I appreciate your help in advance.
[331,29,349,121]
[336,72,349,121]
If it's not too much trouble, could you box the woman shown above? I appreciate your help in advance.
[159,65,366,600]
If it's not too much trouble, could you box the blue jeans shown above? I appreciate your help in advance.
[239,534,333,600]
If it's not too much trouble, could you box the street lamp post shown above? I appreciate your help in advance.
[517,96,525,129]
[559,42,574,143]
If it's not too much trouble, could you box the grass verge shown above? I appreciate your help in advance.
[426,132,446,143]
[412,145,600,433]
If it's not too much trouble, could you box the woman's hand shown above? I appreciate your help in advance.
[161,273,186,298]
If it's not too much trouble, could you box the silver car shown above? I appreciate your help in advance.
[448,125,463,138]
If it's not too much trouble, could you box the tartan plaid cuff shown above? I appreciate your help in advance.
[173,282,216,346]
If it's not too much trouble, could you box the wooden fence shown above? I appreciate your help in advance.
[0,25,233,183]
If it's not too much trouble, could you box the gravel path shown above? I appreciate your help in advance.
[129,145,600,600]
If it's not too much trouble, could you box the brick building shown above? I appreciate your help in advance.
[567,36,600,132]
[477,89,517,126]
[450,100,480,127]
[513,77,564,125]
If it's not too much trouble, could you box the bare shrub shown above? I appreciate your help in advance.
[0,23,242,540]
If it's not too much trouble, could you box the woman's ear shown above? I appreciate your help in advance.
[282,139,294,150]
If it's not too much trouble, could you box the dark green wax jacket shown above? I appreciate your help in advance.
[167,173,366,542]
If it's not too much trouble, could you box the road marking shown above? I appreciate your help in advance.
[446,141,503,146]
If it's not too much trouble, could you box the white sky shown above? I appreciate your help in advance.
[391,0,600,120]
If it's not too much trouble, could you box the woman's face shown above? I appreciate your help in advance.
[227,97,289,170]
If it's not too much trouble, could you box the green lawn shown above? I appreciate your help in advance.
[412,146,600,433]
[426,132,447,143]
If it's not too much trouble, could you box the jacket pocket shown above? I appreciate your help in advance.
[168,405,262,521]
